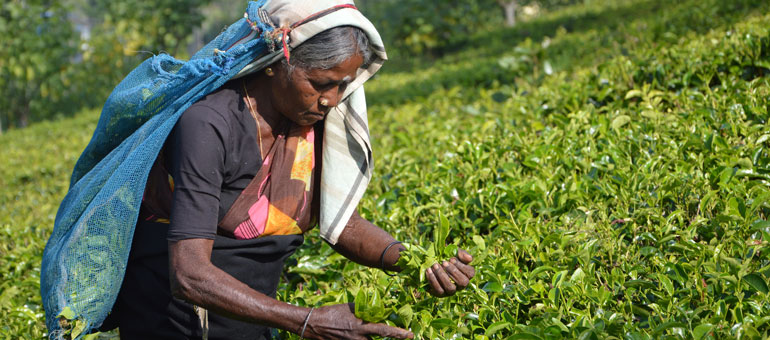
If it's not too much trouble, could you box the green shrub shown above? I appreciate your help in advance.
[2,0,769,338]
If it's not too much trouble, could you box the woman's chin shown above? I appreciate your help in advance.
[292,112,325,126]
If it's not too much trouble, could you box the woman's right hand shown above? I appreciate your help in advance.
[302,303,414,340]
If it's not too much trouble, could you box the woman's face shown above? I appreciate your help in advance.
[269,53,363,126]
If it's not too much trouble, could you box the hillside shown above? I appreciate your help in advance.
[2,0,769,338]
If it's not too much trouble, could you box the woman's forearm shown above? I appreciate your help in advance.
[334,212,477,298]
[331,211,405,271]
[169,238,310,334]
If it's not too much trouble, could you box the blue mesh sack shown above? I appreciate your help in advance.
[40,1,278,338]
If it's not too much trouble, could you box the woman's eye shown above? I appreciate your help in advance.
[312,81,333,90]
[312,79,350,94]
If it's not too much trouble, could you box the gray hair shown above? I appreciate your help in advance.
[283,26,373,74]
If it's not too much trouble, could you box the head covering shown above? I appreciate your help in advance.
[40,1,385,337]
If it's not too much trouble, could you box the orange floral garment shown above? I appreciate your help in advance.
[141,124,317,239]
[218,124,317,238]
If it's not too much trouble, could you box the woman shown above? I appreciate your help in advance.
[49,1,474,339]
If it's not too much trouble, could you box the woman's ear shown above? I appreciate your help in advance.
[267,62,298,94]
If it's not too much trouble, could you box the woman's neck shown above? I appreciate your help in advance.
[242,74,289,133]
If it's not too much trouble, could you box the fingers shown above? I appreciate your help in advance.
[426,266,444,296]
[457,248,473,264]
[442,260,470,288]
[450,257,476,279]
[425,249,476,297]
[428,263,456,295]
[427,257,477,297]
[361,323,414,339]
[433,263,455,292]
[310,303,413,340]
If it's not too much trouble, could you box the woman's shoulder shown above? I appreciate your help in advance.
[177,80,247,132]
[187,81,242,117]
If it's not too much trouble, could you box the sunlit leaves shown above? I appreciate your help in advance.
[4,0,770,339]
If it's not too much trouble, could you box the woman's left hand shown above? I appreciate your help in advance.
[426,249,475,297]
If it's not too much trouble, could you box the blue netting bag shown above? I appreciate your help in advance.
[40,1,275,338]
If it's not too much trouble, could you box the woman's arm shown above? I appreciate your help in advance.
[329,211,405,271]
[169,238,413,339]
[332,211,476,296]
[169,239,307,329]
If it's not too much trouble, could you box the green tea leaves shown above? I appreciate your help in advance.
[485,321,512,337]
[57,306,75,320]
[693,324,715,340]
[482,281,504,293]
[658,273,675,296]
[5,0,770,339]
[610,115,632,131]
[354,288,391,323]
[434,211,450,255]
[743,273,769,294]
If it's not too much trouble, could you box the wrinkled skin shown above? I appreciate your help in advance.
[169,53,475,339]
[244,54,361,128]
[303,304,413,340]
[426,249,475,296]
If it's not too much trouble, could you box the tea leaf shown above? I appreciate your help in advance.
[482,281,504,293]
[743,273,769,294]
[658,273,674,296]
[693,324,714,340]
[484,321,511,336]
[611,115,631,131]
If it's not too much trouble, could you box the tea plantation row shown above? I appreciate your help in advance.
[1,0,769,338]
[280,0,770,339]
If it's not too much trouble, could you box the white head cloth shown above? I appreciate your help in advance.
[234,0,387,244]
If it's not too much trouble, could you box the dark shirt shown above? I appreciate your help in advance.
[113,81,305,339]
[164,80,261,242]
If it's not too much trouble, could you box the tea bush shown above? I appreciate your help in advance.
[2,0,769,338]
[281,0,770,338]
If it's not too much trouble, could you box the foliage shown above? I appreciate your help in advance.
[359,0,582,58]
[2,0,770,338]
[64,0,213,121]
[283,0,770,338]
[77,0,211,57]
[360,0,502,58]
[0,0,212,132]
[0,0,79,129]
[0,110,98,338]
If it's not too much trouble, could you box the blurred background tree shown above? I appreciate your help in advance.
[77,0,212,57]
[358,0,502,58]
[0,0,212,132]
[67,0,213,119]
[0,0,78,130]
[0,0,574,132]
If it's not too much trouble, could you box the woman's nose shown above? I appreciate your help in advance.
[322,86,345,108]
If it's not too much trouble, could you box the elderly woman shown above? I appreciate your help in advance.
[43,1,474,340]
